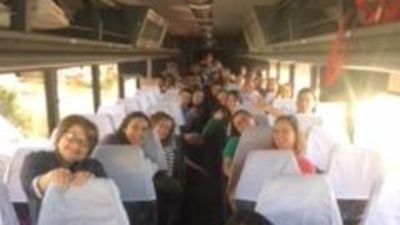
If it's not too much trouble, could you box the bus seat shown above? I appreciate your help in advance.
[142,131,168,171]
[81,114,115,141]
[0,155,11,183]
[327,147,384,224]
[328,147,384,200]
[37,179,129,225]
[255,175,343,225]
[228,125,273,198]
[235,150,301,208]
[0,182,19,225]
[97,104,127,130]
[316,102,350,145]
[92,145,157,225]
[5,146,53,224]
[295,114,323,135]
[5,146,54,204]
[363,172,400,225]
[146,101,185,132]
[135,93,153,112]
[306,127,338,172]
[118,97,142,114]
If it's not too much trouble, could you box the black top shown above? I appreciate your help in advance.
[20,151,106,225]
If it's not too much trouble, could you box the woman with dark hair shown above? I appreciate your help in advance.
[226,90,242,115]
[150,112,183,225]
[151,112,180,178]
[222,110,255,177]
[271,115,316,175]
[117,111,151,146]
[20,115,106,225]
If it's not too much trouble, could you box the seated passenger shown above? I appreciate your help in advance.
[260,87,316,117]
[295,88,316,115]
[151,112,182,179]
[185,88,209,133]
[178,88,192,122]
[117,112,150,148]
[276,83,293,100]
[226,90,242,115]
[150,112,183,225]
[226,210,273,225]
[271,115,316,175]
[20,115,106,225]
[116,112,166,169]
[223,110,255,177]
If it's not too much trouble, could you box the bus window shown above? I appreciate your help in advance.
[58,66,95,118]
[100,64,119,105]
[294,63,311,96]
[0,72,48,139]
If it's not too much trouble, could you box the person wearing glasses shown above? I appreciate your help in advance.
[20,115,106,225]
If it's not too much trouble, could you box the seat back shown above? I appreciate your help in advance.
[0,182,19,225]
[363,172,400,225]
[328,147,384,200]
[81,114,115,141]
[119,97,142,114]
[142,131,168,171]
[295,113,323,135]
[228,125,273,194]
[5,146,54,203]
[255,175,343,225]
[235,150,301,202]
[306,127,338,171]
[92,145,156,202]
[37,179,129,225]
[97,104,127,130]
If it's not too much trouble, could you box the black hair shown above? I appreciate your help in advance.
[226,210,273,225]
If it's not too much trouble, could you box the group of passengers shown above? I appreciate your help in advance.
[19,53,320,225]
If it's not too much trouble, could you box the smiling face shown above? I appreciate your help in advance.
[226,94,240,112]
[217,91,228,106]
[179,91,192,108]
[153,118,173,143]
[57,125,90,164]
[232,113,255,134]
[192,90,205,106]
[297,91,315,114]
[123,117,149,146]
[273,119,297,151]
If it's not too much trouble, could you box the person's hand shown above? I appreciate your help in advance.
[227,189,237,212]
[256,98,271,112]
[39,168,72,191]
[183,133,203,145]
[72,171,94,186]
[213,110,224,120]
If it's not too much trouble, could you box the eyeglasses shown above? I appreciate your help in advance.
[63,132,89,148]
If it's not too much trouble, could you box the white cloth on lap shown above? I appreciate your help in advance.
[92,145,156,202]
[255,175,343,225]
[37,179,129,225]
[235,150,301,202]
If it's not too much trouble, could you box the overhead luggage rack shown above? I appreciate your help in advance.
[0,30,180,72]
[242,21,400,72]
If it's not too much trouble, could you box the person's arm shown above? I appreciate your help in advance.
[20,152,52,199]
[256,99,284,118]
[201,111,225,137]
